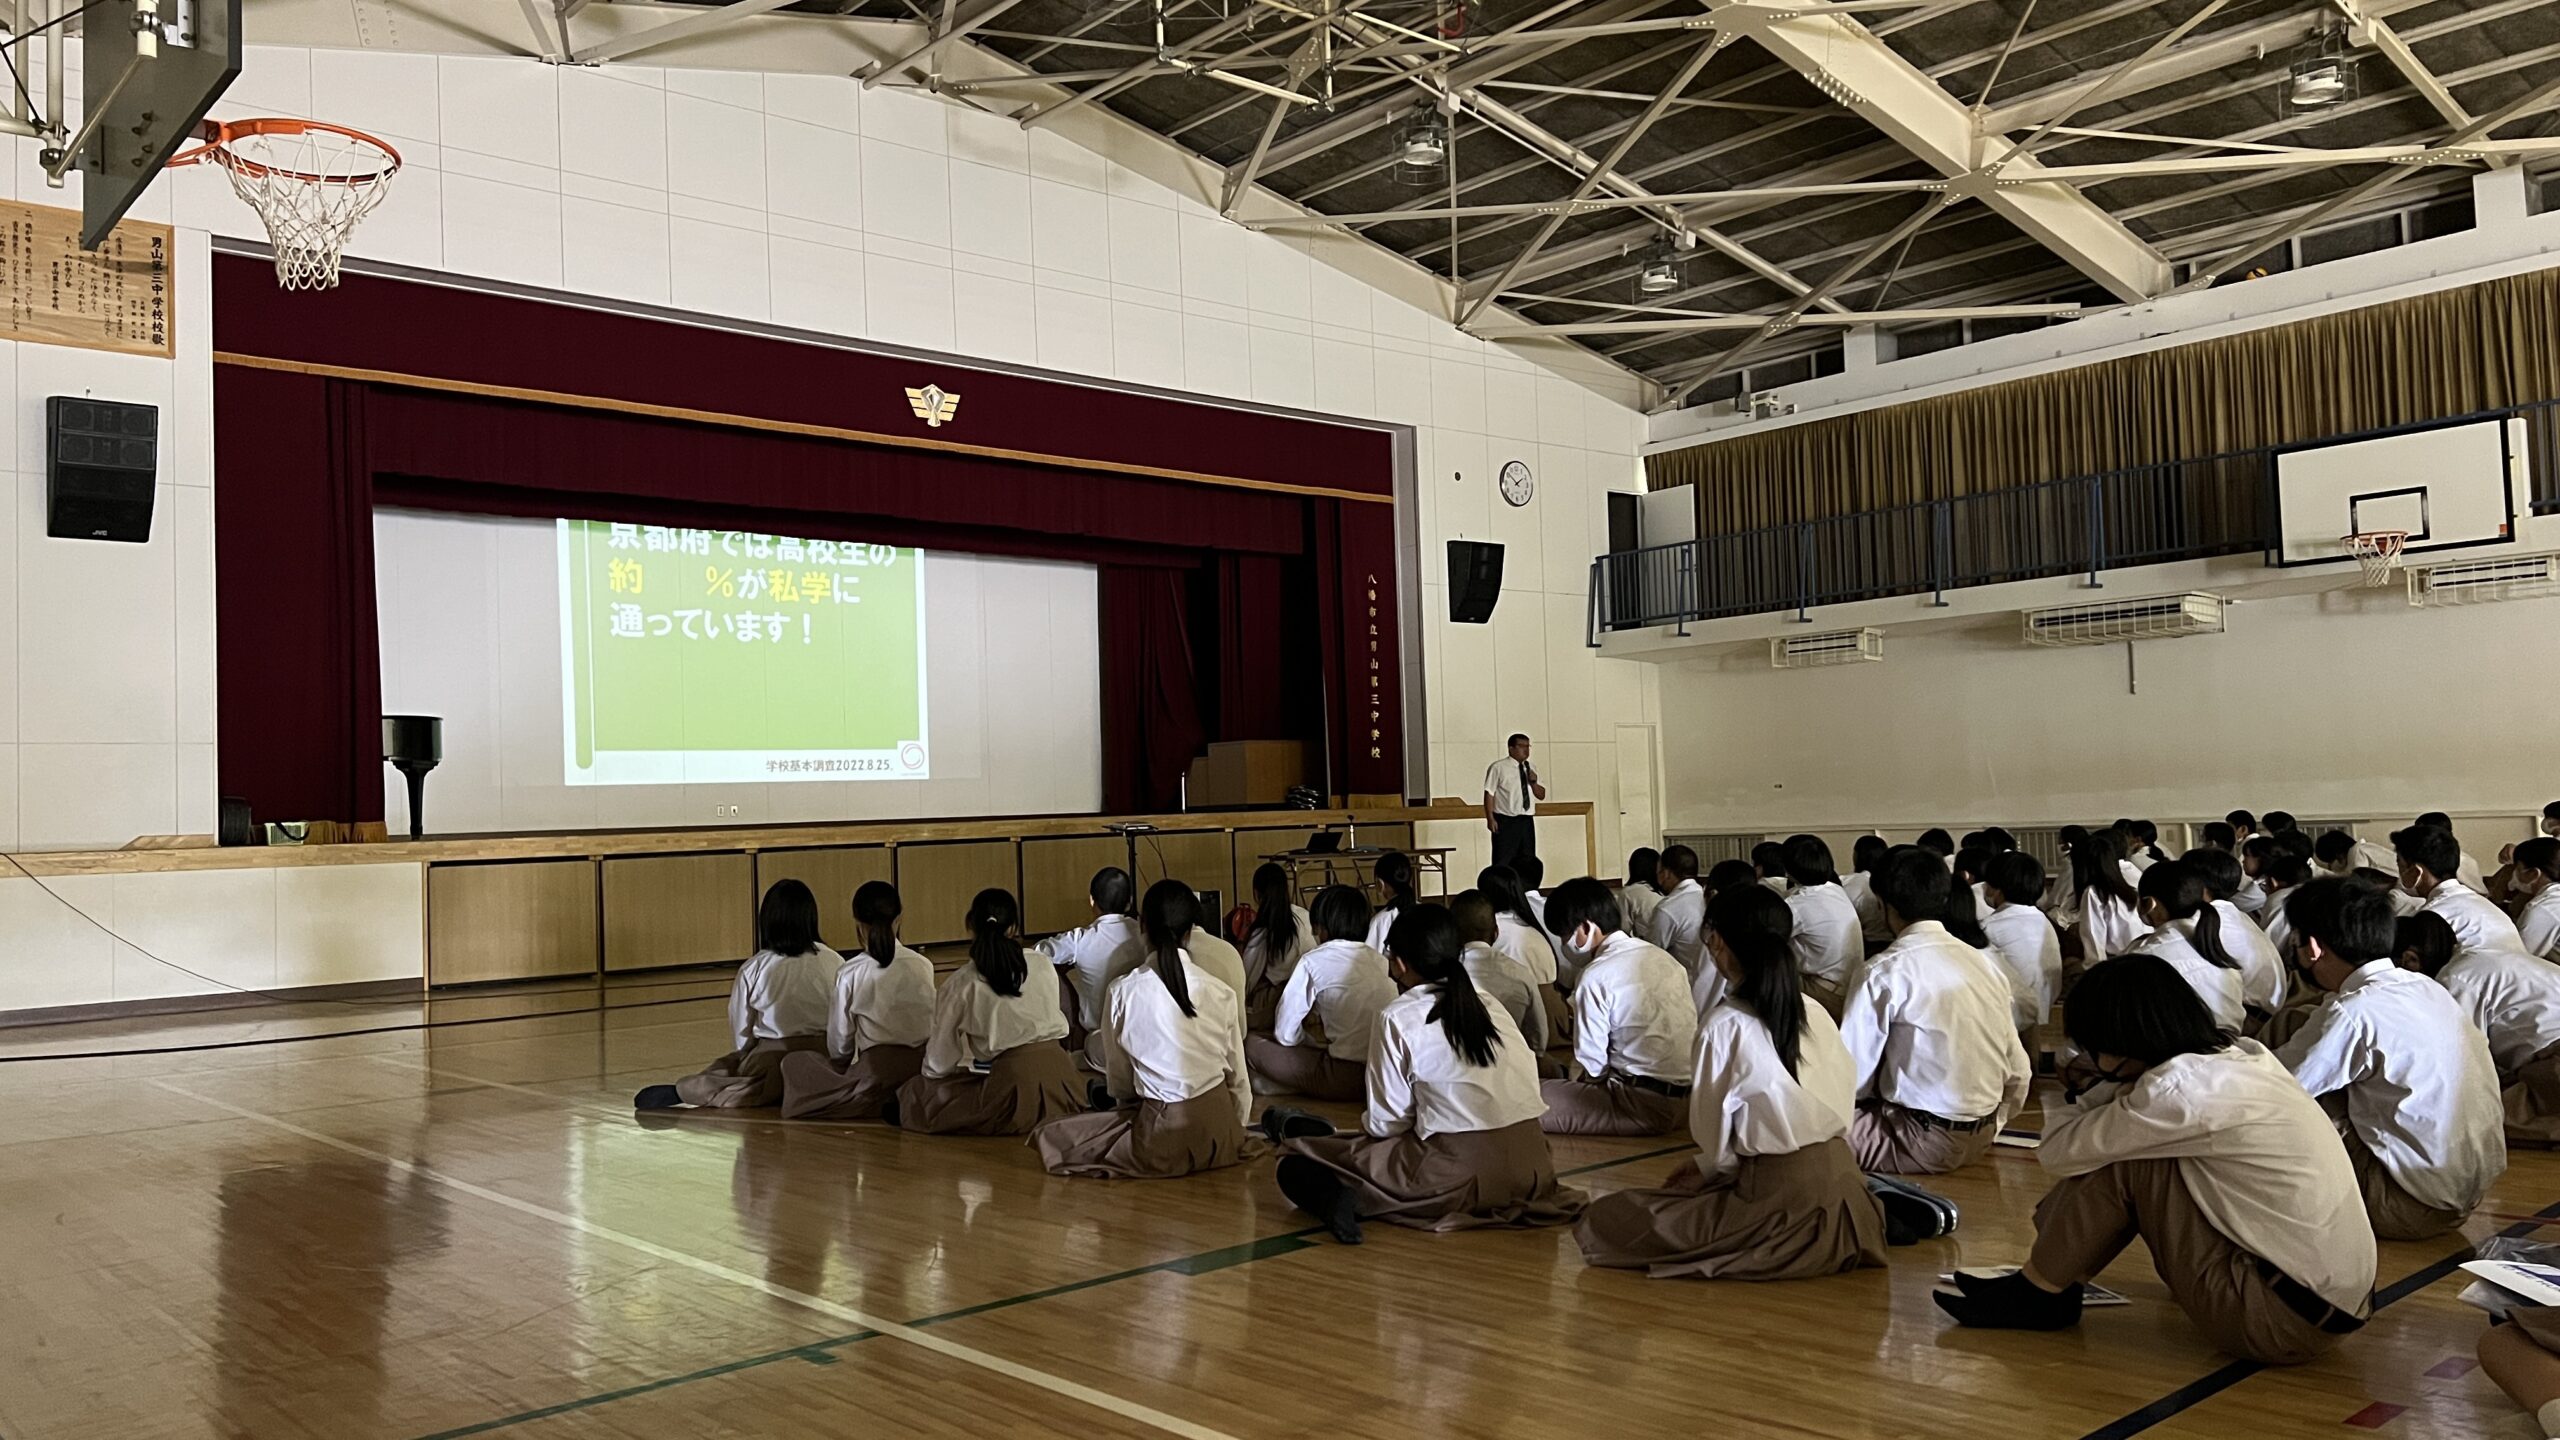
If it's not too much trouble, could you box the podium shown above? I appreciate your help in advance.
[1184,740,1306,809]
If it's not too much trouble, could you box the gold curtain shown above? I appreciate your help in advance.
[1649,267,2560,537]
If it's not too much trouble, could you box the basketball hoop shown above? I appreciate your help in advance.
[168,118,402,291]
[2342,530,2409,588]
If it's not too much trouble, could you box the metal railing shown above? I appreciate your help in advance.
[1593,396,2560,639]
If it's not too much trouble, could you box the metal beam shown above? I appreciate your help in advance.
[1015,6,1266,130]
[1473,302,2080,337]
[570,0,803,65]
[513,0,565,61]
[2336,0,2474,133]
[863,0,1037,88]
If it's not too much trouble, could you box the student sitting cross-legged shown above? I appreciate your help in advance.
[2276,876,2506,1239]
[1538,877,1700,1136]
[1780,834,1864,1021]
[778,881,936,1121]
[1978,850,2063,1049]
[1267,903,1586,1244]
[1842,847,2031,1175]
[2181,847,2286,1028]
[2397,911,2560,1149]
[1452,889,1549,1055]
[1246,884,1398,1102]
[1039,867,1144,1069]
[1576,883,1889,1281]
[1934,955,2376,1366]
[636,879,838,1111]
[1033,881,1255,1179]
[2121,861,2249,1034]
[894,888,1088,1135]
[1239,862,1314,1032]
[2505,837,2560,964]
[2398,823,2526,955]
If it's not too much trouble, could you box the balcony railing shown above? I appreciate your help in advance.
[1591,396,2560,640]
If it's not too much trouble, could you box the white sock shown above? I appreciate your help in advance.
[2536,1397,2560,1438]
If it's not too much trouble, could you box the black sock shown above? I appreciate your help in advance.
[632,1084,682,1110]
[1934,1270,2083,1331]
[1260,1106,1337,1141]
[1276,1157,1363,1244]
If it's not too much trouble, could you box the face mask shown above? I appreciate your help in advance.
[1562,923,1603,963]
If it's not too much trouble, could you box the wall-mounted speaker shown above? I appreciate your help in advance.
[1447,539,1505,624]
[46,396,159,542]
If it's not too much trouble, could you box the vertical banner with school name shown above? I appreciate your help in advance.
[0,197,174,357]
[1324,500,1406,799]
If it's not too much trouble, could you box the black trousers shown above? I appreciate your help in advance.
[1491,813,1538,869]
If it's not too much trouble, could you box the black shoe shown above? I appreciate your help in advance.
[1867,1174,1959,1243]
[1276,1156,1363,1245]
[633,1084,682,1110]
[879,1096,902,1129]
[1087,1079,1117,1112]
[1933,1269,2083,1331]
[1260,1105,1337,1142]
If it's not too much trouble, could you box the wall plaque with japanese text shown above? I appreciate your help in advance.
[0,197,174,358]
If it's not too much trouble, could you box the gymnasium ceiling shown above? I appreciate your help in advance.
[526,3,2560,406]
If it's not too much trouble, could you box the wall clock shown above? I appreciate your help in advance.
[1497,459,1534,507]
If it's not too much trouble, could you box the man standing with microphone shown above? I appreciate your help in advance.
[1484,732,1546,871]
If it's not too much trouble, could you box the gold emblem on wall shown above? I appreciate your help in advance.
[906,384,961,428]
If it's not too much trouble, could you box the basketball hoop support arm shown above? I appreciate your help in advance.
[43,0,160,185]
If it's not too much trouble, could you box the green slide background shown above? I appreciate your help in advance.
[560,521,924,769]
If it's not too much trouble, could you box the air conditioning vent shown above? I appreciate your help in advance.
[2021,592,2226,647]
[1770,627,1883,669]
[1749,390,1795,420]
[2407,552,2560,607]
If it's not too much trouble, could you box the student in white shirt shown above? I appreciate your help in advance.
[637,879,840,1111]
[1752,841,1791,895]
[1619,846,1666,935]
[779,881,936,1121]
[1576,883,1888,1280]
[1239,862,1314,1031]
[1479,863,1561,989]
[1268,903,1585,1244]
[2398,912,2560,1148]
[2120,818,2169,870]
[2182,847,2286,1025]
[1364,850,1420,955]
[2275,877,2506,1240]
[2068,828,2146,968]
[2415,810,2491,893]
[1034,882,1253,1179]
[1648,844,1707,980]
[2124,861,2248,1034]
[1038,867,1143,1069]
[1935,955,2374,1365]
[2198,821,2238,855]
[1248,884,1398,1101]
[2225,809,2259,846]
[1842,847,2032,1175]
[2232,834,2280,918]
[896,888,1087,1135]
[2505,838,2560,963]
[1979,850,2063,1043]
[1779,834,1864,1019]
[1515,853,1553,933]
[2397,823,2526,954]
[1916,828,1957,872]
[2042,825,2091,928]
[1452,889,1549,1053]
[1842,835,1894,952]
[1541,878,1701,1136]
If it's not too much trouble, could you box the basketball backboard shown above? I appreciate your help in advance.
[2270,415,2524,568]
[0,1,242,247]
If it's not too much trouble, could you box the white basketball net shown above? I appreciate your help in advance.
[207,126,401,290]
[2343,530,2408,587]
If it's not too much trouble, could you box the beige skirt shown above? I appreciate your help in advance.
[2505,1040,2560,1147]
[1537,985,1575,1049]
[1539,1072,1690,1136]
[673,1035,826,1109]
[1575,1138,1888,1280]
[896,1039,1088,1136]
[1245,1033,1366,1101]
[777,1042,926,1121]
[1280,1117,1587,1231]
[1033,1091,1257,1179]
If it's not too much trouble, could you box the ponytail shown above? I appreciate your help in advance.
[1476,864,1540,936]
[1386,904,1499,1067]
[1942,872,1990,950]
[2073,828,2140,909]
[852,880,902,966]
[1139,879,1200,1019]
[965,888,1029,996]
[1374,850,1417,912]
[1247,862,1301,959]
[1707,884,1805,1077]
[2138,861,2239,970]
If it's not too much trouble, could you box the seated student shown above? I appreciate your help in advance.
[1980,850,2063,1043]
[1249,884,1398,1101]
[1268,904,1585,1243]
[1647,845,1708,980]
[1706,857,1762,894]
[1780,834,1864,1020]
[1619,846,1667,934]
[2069,828,2146,967]
[1842,835,1894,952]
[2232,834,2277,917]
[2510,837,2560,963]
[1953,844,1997,916]
[1576,883,1888,1281]
[1239,862,1314,1032]
[2416,810,2491,893]
[1935,956,2374,1366]
[2199,821,2237,854]
[2263,810,2300,838]
[1453,889,1549,1053]
[2399,912,2560,1149]
[2122,819,2168,870]
[2182,847,2286,1025]
[1843,848,2031,1174]
[1697,860,1765,1014]
[1515,854,1554,932]
[1916,828,1957,871]
[2226,809,2259,844]
[1541,877,1700,1136]
[1480,864,1562,990]
[2397,823,2526,954]
[2042,825,2091,926]
[1364,850,1420,954]
[2493,812,2560,904]
[1039,867,1144,1068]
[1982,826,2019,854]
[1752,841,1791,895]
[637,879,839,1110]
[778,881,936,1121]
[2123,861,2248,1034]
[1034,883,1253,1180]
[897,889,1087,1135]
[2276,877,2506,1239]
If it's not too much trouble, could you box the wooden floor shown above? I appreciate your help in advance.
[2,972,2550,1440]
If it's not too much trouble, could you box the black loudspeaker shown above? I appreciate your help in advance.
[1447,539,1505,624]
[46,396,160,542]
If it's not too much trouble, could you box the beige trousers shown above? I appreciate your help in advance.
[1849,1099,1996,1175]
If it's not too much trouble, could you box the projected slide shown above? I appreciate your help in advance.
[557,520,928,785]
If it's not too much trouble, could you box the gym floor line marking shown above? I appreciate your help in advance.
[150,1078,1243,1440]
[2075,1196,2560,1440]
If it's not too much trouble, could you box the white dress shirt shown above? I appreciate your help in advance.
[2424,878,2526,955]
[1842,870,1893,945]
[1688,994,1856,1179]
[2042,1041,2376,1316]
[1104,955,1253,1127]
[1365,902,1409,957]
[1979,901,2063,1030]
[1619,880,1666,935]
[1842,921,2032,1125]
[921,960,1072,1078]
[2209,899,2286,1014]
[2347,838,2398,874]
[1241,905,1315,992]
[2125,922,2248,1033]
[1039,913,1145,1044]
[2077,887,2144,963]
[825,945,936,1060]
[1493,911,1561,986]
[729,945,841,1049]
[1568,931,1698,1084]
[2229,878,2267,917]
[1647,878,1708,978]
[2261,891,2301,965]
[1363,982,1546,1140]
[2459,850,2489,896]
[1786,881,1864,990]
[1483,758,1538,817]
[1272,938,1398,1062]
[2438,948,2560,1076]
[2278,959,2506,1213]
[2517,886,2560,963]
[1462,940,1550,1051]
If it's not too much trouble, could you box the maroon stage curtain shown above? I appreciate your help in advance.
[1099,566,1209,813]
